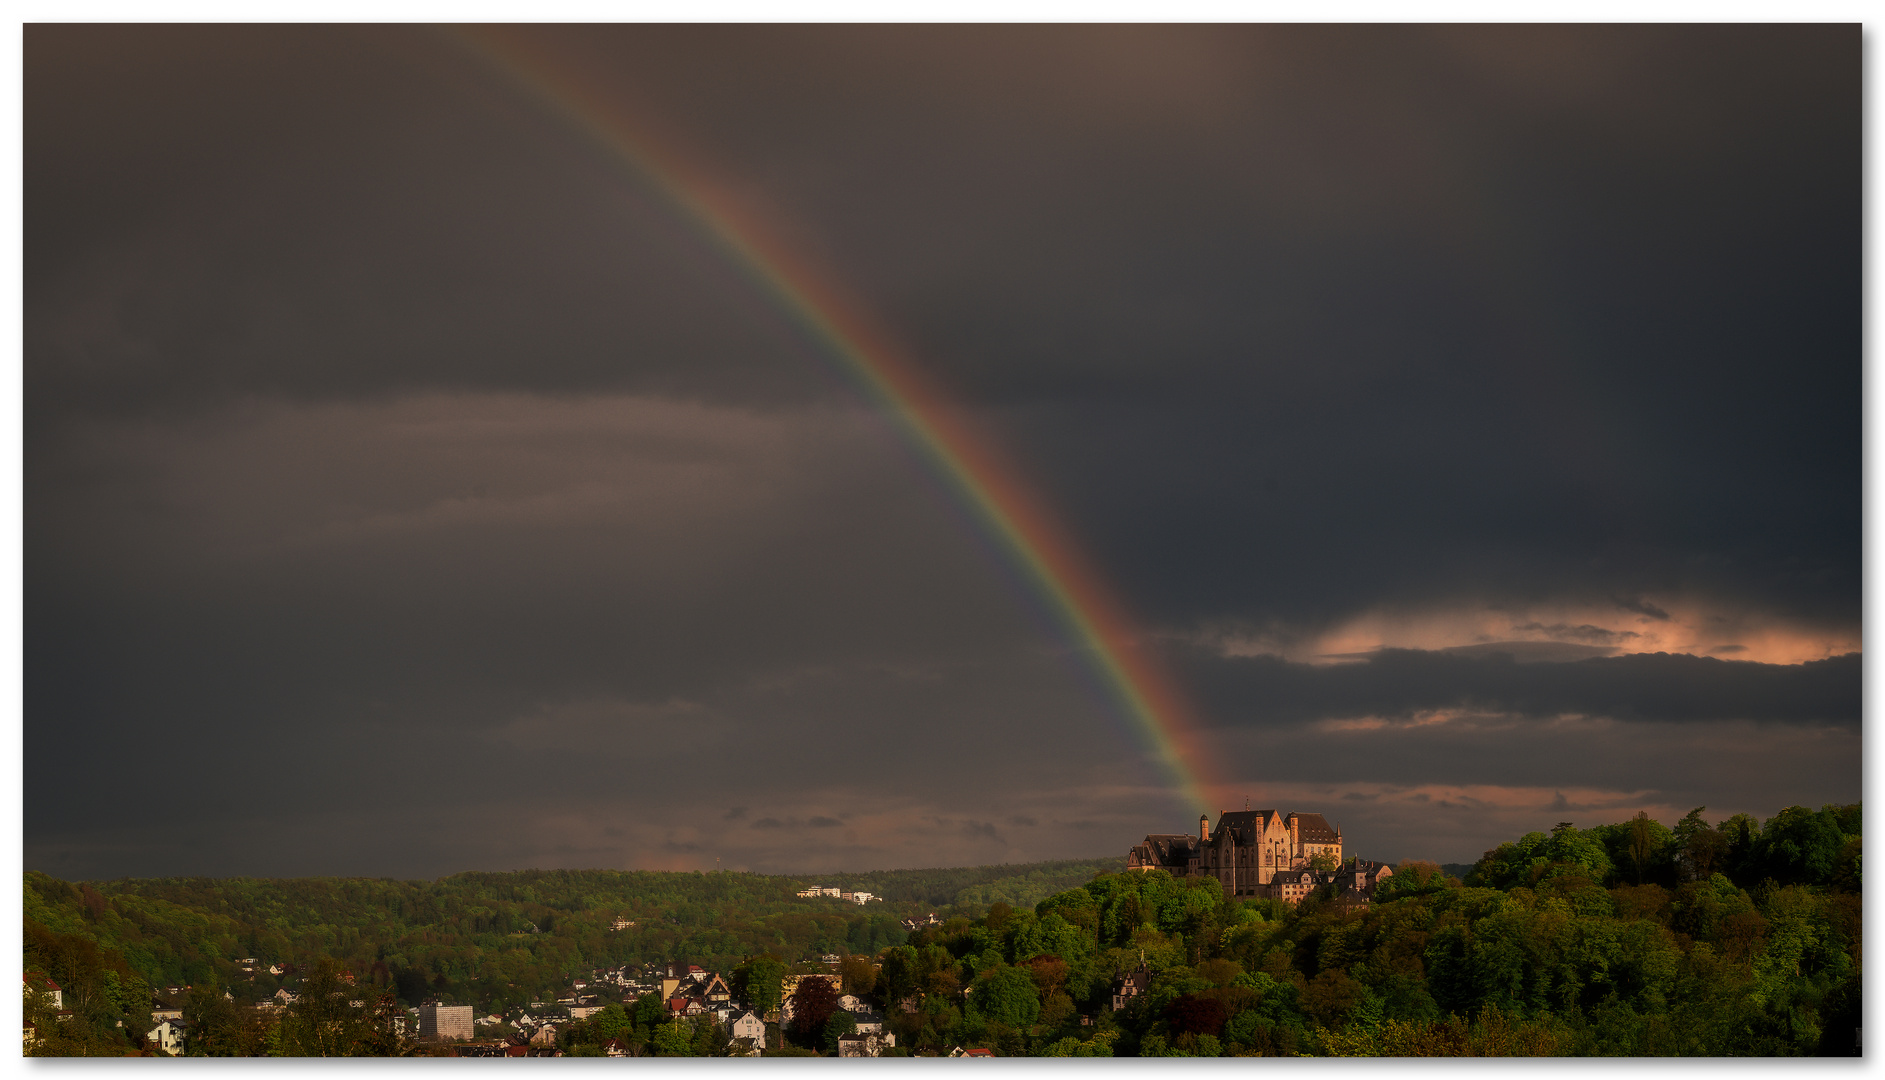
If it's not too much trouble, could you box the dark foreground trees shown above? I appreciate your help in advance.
[873,803,1859,1057]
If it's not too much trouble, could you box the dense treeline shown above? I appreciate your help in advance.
[21,857,1118,1054]
[564,803,1857,1058]
[829,803,1858,1057]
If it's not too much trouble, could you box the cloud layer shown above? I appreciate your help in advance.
[25,25,1858,879]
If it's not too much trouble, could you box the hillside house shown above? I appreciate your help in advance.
[146,1018,184,1055]
[730,1010,766,1051]
[22,974,62,1010]
[838,1032,897,1057]
[1110,965,1150,1011]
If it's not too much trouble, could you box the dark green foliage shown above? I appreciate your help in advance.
[969,964,1040,1028]
[820,1008,857,1053]
[19,806,1860,1056]
[730,954,786,1015]
[21,858,1117,1021]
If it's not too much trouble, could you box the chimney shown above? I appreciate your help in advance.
[1199,814,1209,842]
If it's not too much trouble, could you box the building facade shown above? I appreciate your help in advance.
[418,1003,475,1042]
[1128,809,1344,900]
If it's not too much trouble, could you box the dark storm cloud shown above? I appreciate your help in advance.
[472,25,1857,630]
[1178,647,1861,728]
[24,25,1858,879]
[1509,623,1640,645]
[1615,599,1672,622]
[25,26,836,420]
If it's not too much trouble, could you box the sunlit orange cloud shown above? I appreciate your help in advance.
[1209,599,1858,667]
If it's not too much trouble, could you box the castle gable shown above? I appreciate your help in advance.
[1128,833,1198,872]
[1211,809,1290,844]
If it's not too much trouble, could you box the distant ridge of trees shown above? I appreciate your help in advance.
[22,855,1124,1053]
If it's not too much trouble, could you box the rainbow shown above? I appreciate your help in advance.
[452,28,1219,820]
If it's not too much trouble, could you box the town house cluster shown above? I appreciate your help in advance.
[794,886,878,905]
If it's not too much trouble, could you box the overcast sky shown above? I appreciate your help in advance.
[25,25,1858,882]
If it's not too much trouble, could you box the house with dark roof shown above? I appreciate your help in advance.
[1126,834,1201,875]
[1110,965,1151,1011]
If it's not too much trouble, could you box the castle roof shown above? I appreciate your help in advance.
[1209,810,1277,841]
[1134,834,1197,865]
[1205,809,1342,845]
[1293,814,1341,843]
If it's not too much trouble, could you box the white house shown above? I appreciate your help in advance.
[146,1019,184,1055]
[837,1032,896,1057]
[730,1010,766,1052]
[22,975,62,1010]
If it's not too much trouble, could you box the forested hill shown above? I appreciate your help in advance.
[23,807,1864,1057]
[23,856,1121,1011]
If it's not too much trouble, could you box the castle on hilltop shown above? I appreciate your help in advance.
[1129,808,1390,904]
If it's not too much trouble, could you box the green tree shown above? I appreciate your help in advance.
[274,958,376,1056]
[631,992,666,1029]
[731,955,786,1016]
[969,965,1040,1029]
[649,1017,697,1057]
[588,995,633,1040]
[821,1009,857,1054]
[183,978,254,1056]
[1750,805,1848,886]
[838,954,877,998]
[1628,811,1658,885]
[1674,807,1728,881]
[879,946,919,1008]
